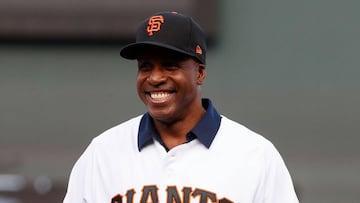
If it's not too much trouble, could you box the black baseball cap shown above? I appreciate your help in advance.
[120,11,207,64]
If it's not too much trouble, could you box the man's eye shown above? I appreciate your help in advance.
[163,63,180,70]
[138,63,152,71]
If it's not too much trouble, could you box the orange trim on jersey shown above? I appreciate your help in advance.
[140,185,159,203]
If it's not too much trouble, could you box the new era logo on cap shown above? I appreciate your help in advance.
[196,45,203,55]
[120,11,207,64]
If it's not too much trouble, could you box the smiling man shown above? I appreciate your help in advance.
[135,47,206,149]
[63,11,299,203]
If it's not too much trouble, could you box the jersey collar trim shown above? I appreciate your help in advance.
[138,98,222,151]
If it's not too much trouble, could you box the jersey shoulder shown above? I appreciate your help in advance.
[219,116,271,142]
[214,116,276,153]
[90,115,143,149]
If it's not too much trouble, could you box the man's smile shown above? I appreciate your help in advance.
[146,91,176,103]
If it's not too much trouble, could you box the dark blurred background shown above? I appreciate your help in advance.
[1,0,359,202]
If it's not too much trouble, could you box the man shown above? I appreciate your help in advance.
[63,11,299,203]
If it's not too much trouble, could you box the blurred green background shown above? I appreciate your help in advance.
[1,0,359,202]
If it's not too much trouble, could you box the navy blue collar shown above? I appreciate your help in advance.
[138,98,222,151]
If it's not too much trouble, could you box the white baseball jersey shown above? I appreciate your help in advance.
[63,99,299,203]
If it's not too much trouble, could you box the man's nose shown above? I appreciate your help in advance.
[147,66,167,85]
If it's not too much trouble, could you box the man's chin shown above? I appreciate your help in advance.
[148,110,177,124]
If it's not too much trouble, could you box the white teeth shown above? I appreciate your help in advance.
[150,92,170,100]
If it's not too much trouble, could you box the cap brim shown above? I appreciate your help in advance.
[120,41,193,60]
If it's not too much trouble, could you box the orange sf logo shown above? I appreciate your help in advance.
[147,15,164,36]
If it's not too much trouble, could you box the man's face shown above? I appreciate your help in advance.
[136,48,206,124]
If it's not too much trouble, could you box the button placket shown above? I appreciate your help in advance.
[165,151,177,180]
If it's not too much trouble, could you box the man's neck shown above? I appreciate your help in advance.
[153,107,206,150]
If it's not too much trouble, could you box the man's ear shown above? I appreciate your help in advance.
[197,64,206,85]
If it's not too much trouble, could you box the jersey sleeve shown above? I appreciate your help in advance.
[63,141,95,203]
[261,141,299,203]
